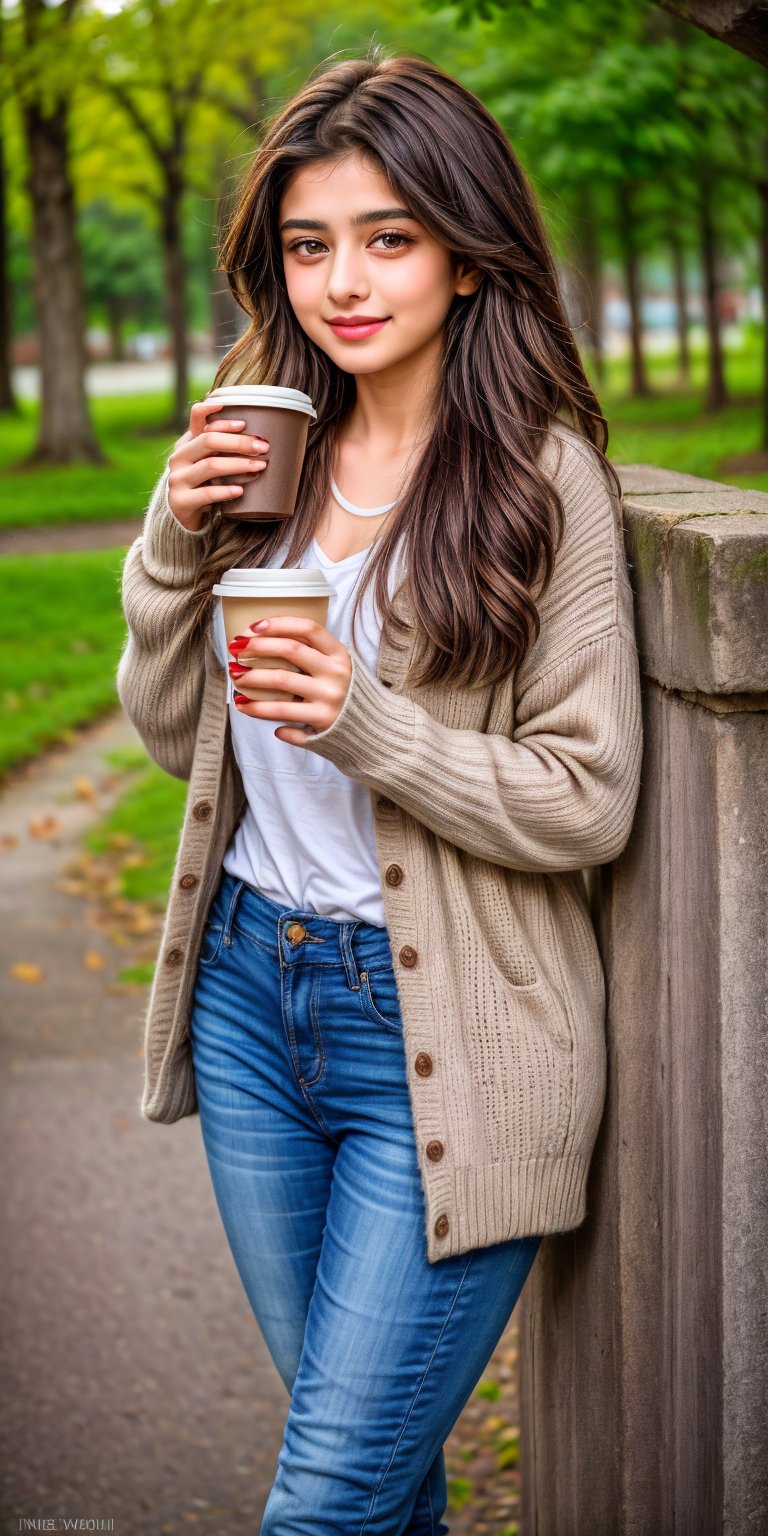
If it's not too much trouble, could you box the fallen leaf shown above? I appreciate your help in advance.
[28,814,61,839]
[73,776,97,801]
[10,963,43,983]
[0,835,19,850]
[84,950,106,971]
[108,833,133,850]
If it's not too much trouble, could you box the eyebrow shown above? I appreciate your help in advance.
[279,207,415,233]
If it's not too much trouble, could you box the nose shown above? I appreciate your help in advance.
[325,241,370,305]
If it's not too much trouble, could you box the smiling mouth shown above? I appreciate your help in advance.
[327,317,390,326]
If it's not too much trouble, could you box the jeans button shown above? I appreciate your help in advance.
[286,922,306,944]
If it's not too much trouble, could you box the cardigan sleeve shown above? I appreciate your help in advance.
[116,465,210,781]
[300,629,642,873]
[301,433,644,874]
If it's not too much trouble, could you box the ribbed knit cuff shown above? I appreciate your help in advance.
[302,647,417,782]
[142,465,209,587]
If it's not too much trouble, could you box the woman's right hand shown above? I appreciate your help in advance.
[167,399,270,531]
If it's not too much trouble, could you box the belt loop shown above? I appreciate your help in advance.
[223,877,246,945]
[339,921,362,991]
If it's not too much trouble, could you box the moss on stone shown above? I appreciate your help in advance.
[731,547,768,585]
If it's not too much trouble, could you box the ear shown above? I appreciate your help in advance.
[455,263,483,298]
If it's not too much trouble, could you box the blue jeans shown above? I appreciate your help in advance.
[188,869,543,1536]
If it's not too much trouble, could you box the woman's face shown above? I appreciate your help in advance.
[278,151,481,375]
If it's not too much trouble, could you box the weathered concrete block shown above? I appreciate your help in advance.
[519,463,768,1536]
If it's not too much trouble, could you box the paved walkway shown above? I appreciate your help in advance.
[0,519,143,557]
[0,712,526,1534]
[0,714,287,1534]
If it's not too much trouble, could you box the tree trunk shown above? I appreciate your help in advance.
[616,181,651,398]
[670,231,691,386]
[210,171,245,359]
[108,294,125,362]
[0,118,18,414]
[759,175,768,452]
[160,183,190,434]
[566,185,605,384]
[22,96,105,463]
[698,174,728,412]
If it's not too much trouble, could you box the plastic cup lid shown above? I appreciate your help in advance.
[205,385,316,420]
[212,566,336,598]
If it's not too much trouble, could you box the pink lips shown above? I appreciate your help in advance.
[328,318,390,339]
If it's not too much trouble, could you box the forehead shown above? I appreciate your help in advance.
[279,152,398,214]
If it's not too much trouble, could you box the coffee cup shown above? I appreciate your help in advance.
[203,385,317,522]
[212,567,337,706]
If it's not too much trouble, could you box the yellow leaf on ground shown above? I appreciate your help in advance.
[28,814,61,839]
[84,950,106,971]
[108,832,133,850]
[0,835,19,850]
[73,776,97,801]
[10,963,43,983]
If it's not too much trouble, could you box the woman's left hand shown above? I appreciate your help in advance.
[228,617,352,747]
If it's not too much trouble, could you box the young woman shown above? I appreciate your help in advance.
[118,45,643,1536]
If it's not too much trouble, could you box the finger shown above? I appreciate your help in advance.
[230,667,326,700]
[228,634,325,674]
[184,428,269,456]
[232,694,326,724]
[274,726,316,747]
[189,398,228,438]
[186,454,267,490]
[243,616,341,657]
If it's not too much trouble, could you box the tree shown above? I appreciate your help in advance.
[6,0,104,462]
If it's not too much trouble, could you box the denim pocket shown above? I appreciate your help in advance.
[359,965,403,1033]
[197,918,224,969]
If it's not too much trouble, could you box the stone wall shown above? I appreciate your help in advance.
[518,463,768,1535]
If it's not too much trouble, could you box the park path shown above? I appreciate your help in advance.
[0,519,143,556]
[0,709,525,1535]
[0,712,288,1534]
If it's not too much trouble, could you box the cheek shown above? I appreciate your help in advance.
[284,264,322,317]
[386,253,453,318]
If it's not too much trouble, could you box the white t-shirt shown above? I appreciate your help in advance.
[213,529,406,925]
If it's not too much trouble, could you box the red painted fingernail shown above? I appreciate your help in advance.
[228,662,247,676]
[229,636,250,652]
[233,691,250,705]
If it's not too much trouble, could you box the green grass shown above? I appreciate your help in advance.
[0,547,130,776]
[0,378,214,529]
[595,330,768,492]
[84,752,188,908]
[1,343,766,530]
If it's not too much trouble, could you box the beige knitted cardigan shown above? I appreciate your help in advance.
[117,418,643,1264]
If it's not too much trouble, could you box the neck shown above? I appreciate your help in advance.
[344,331,442,454]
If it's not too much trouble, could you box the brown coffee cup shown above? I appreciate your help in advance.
[203,385,316,522]
[212,567,337,708]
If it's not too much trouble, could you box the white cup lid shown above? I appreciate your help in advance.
[212,566,336,599]
[205,385,316,420]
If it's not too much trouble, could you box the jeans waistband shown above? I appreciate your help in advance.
[208,869,396,981]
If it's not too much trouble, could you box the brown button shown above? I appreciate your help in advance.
[376,796,396,814]
[286,922,306,944]
[165,947,183,967]
[434,1214,449,1238]
[179,873,198,890]
[415,1052,433,1077]
[426,1140,444,1162]
[381,679,393,688]
[399,945,418,968]
[192,800,212,821]
[385,864,404,888]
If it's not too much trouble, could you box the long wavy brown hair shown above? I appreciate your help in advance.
[188,42,619,690]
